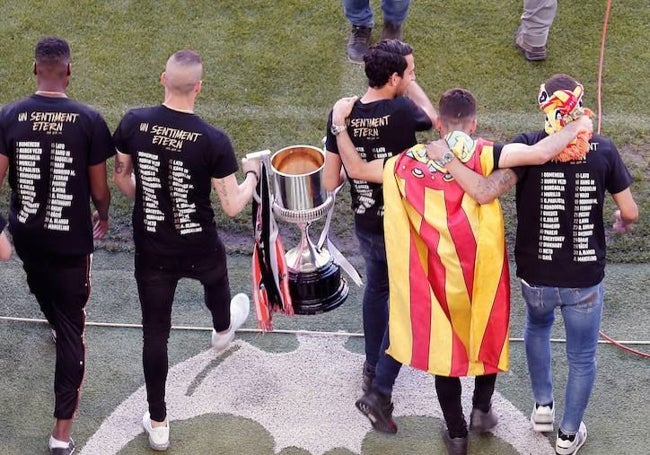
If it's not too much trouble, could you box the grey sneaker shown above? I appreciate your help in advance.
[469,406,498,432]
[347,25,371,64]
[381,21,402,40]
[441,427,468,455]
[531,402,555,433]
[514,32,547,61]
[49,438,75,455]
[556,422,587,455]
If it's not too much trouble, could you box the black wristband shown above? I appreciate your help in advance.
[245,170,259,182]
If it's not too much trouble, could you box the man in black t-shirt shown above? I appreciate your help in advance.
[113,49,260,452]
[323,39,437,394]
[0,37,114,455]
[511,75,637,455]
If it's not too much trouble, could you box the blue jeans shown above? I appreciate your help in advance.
[342,0,411,27]
[521,280,604,433]
[355,226,389,369]
[373,328,402,396]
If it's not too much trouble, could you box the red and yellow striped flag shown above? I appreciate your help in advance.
[383,142,510,377]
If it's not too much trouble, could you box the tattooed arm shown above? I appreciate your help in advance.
[425,140,518,204]
[212,158,259,217]
[113,151,136,200]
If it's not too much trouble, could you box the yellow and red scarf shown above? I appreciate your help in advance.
[538,83,594,162]
[383,141,510,377]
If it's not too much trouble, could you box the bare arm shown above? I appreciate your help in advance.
[499,115,593,167]
[424,116,593,204]
[212,158,259,217]
[405,81,438,125]
[335,130,384,183]
[0,230,10,261]
[0,156,11,258]
[0,213,10,260]
[0,154,8,187]
[323,151,345,192]
[331,96,384,183]
[611,188,638,233]
[113,151,136,200]
[89,161,111,239]
[425,140,517,204]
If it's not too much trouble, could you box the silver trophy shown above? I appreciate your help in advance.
[268,145,354,314]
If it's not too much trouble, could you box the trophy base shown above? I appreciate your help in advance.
[288,260,348,315]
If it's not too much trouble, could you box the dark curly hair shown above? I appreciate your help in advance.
[364,39,413,88]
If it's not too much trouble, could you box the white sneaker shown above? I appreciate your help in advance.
[531,402,555,432]
[556,422,587,455]
[211,293,250,351]
[142,411,170,451]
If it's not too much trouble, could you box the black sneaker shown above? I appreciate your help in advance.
[361,361,375,392]
[381,21,402,40]
[441,427,468,455]
[355,388,398,434]
[347,25,371,64]
[50,438,75,455]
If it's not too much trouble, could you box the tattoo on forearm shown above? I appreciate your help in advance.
[114,160,124,174]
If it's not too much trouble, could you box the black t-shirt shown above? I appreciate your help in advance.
[325,97,432,234]
[113,105,238,255]
[0,94,115,254]
[0,213,6,233]
[511,131,633,287]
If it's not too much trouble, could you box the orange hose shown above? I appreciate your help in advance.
[596,0,649,359]
[596,0,612,134]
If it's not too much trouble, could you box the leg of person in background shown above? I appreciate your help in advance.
[515,0,557,61]
[343,0,374,63]
[380,0,411,40]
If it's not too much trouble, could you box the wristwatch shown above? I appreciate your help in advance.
[331,124,347,136]
[439,150,455,166]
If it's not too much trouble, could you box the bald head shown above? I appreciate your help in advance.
[163,50,203,95]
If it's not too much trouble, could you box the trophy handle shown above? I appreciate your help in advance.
[317,181,345,250]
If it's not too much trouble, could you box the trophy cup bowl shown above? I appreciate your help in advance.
[270,145,348,314]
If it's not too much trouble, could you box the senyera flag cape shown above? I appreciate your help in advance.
[383,141,510,377]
